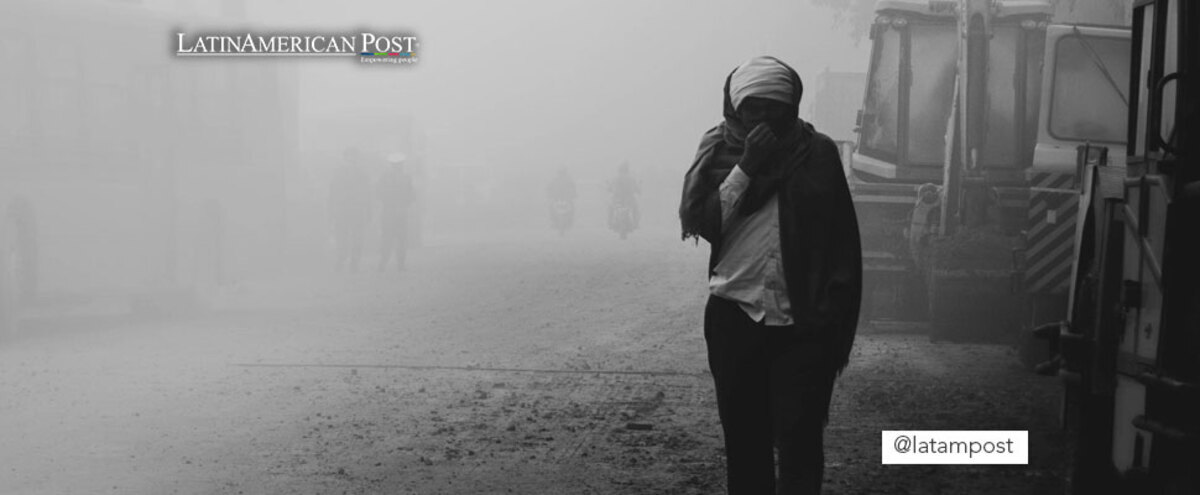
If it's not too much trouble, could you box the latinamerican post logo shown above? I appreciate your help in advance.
[175,32,420,64]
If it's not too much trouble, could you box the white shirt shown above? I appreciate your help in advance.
[707,165,793,326]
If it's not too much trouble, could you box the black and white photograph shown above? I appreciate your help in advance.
[1,0,1197,493]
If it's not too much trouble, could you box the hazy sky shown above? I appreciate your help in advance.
[229,0,870,180]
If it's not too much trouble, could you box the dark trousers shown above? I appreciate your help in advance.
[334,220,366,272]
[704,295,836,495]
[378,214,409,272]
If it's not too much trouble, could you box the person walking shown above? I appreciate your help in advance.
[679,56,863,495]
[329,148,373,272]
[376,153,415,272]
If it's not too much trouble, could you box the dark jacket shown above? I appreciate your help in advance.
[679,62,862,376]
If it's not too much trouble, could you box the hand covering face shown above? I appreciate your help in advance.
[680,56,808,240]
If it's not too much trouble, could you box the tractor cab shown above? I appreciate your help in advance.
[852,0,1051,183]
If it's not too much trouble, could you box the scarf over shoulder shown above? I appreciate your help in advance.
[679,57,863,376]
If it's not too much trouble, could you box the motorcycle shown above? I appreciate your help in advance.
[608,202,636,240]
[549,199,574,236]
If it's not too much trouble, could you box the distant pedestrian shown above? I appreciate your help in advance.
[329,148,373,272]
[679,56,863,495]
[376,153,415,272]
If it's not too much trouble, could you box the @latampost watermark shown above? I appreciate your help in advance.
[882,431,1028,465]
[175,31,420,65]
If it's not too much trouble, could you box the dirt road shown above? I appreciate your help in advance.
[0,226,1064,494]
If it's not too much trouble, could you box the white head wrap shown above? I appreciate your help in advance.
[729,57,794,111]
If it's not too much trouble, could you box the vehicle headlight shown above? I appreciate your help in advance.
[918,184,941,205]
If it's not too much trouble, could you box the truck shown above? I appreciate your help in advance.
[847,0,1130,342]
[1035,0,1199,492]
[0,0,296,335]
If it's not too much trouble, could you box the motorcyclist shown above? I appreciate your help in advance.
[547,167,577,203]
[546,167,576,234]
[607,161,640,232]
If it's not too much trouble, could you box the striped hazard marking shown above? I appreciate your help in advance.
[1025,172,1078,294]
